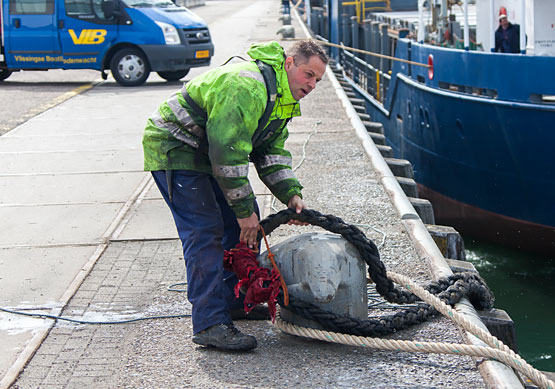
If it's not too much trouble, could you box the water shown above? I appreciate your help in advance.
[463,237,554,372]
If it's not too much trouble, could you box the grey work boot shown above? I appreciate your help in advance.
[192,324,257,351]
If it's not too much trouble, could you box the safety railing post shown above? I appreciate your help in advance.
[322,8,328,40]
[341,14,351,48]
[380,23,391,73]
[376,69,380,101]
[370,21,380,69]
[363,19,372,65]
[351,16,359,83]
[310,7,319,35]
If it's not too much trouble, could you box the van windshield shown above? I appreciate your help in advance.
[122,0,176,8]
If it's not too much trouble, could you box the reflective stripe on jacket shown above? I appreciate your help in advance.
[142,41,303,218]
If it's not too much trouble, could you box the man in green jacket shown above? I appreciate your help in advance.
[143,39,328,351]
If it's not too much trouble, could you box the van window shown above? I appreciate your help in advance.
[65,0,93,15]
[10,0,54,14]
[65,0,117,22]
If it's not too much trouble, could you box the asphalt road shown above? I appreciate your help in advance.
[0,70,101,136]
[0,0,237,137]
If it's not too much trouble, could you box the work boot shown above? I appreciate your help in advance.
[192,324,257,351]
[230,305,271,320]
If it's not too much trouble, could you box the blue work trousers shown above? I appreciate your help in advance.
[282,0,290,14]
[151,170,259,334]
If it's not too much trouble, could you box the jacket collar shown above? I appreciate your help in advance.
[273,64,301,119]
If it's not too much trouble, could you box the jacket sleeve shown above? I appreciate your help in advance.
[204,78,266,219]
[494,29,501,52]
[253,125,303,205]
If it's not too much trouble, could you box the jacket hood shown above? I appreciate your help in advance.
[247,41,286,67]
[247,40,300,109]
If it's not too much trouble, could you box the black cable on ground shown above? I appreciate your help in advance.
[0,282,191,325]
[2,209,492,331]
[0,306,190,325]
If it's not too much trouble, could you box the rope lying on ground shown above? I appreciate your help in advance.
[259,208,554,389]
[275,273,555,389]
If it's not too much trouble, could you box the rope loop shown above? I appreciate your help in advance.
[258,208,494,337]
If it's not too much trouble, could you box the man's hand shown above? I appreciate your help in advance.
[287,195,309,226]
[237,212,259,249]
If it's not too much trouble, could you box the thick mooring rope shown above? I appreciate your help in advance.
[260,209,493,336]
[259,209,554,389]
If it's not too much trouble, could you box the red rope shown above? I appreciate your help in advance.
[259,226,289,306]
[223,229,289,321]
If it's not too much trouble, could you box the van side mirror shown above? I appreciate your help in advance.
[101,0,120,19]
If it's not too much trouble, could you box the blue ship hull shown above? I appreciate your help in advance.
[352,41,555,254]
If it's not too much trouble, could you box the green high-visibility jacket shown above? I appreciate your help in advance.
[142,41,303,218]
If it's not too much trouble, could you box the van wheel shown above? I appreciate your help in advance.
[110,48,150,86]
[0,69,12,81]
[157,70,190,81]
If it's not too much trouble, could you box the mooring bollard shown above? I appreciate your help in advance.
[281,14,291,25]
[258,232,368,330]
[277,25,295,39]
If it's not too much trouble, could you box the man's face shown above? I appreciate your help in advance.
[500,17,509,29]
[284,55,327,101]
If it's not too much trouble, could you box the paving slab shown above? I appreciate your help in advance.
[0,173,145,205]
[0,203,124,247]
[114,197,179,241]
[0,246,99,305]
[0,150,142,175]
[0,133,143,153]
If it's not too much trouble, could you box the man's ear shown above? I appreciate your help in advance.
[284,56,294,71]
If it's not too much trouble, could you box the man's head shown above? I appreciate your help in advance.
[284,40,328,101]
[499,7,509,29]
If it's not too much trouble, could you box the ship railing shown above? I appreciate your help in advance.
[339,42,391,104]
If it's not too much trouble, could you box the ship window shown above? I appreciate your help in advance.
[530,94,555,104]
[417,75,425,83]
[438,81,497,99]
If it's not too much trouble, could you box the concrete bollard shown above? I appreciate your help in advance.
[363,121,384,134]
[376,144,393,158]
[353,105,366,114]
[384,157,414,178]
[408,197,435,224]
[277,25,295,39]
[396,176,418,197]
[477,308,518,352]
[368,132,386,145]
[281,14,291,25]
[258,232,368,330]
[426,224,466,261]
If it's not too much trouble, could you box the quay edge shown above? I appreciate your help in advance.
[315,17,523,387]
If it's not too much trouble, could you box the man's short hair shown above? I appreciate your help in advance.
[286,39,329,66]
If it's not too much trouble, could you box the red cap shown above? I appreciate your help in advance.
[499,6,508,20]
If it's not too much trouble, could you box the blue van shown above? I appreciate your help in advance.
[0,0,214,85]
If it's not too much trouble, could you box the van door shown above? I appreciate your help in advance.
[57,0,119,69]
[6,0,61,68]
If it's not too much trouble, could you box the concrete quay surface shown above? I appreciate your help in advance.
[0,0,521,387]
